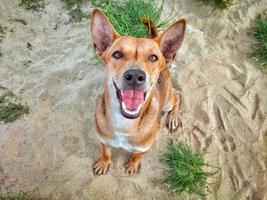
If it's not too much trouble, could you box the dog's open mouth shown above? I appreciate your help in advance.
[113,81,146,119]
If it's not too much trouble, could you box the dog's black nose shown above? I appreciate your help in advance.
[123,69,146,87]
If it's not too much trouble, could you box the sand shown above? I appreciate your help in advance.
[0,0,267,199]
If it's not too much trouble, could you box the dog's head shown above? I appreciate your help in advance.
[91,9,185,119]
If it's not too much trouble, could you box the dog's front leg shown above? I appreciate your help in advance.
[93,143,112,175]
[125,152,145,174]
[166,90,181,131]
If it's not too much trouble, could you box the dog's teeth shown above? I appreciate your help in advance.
[125,108,137,115]
[122,102,127,110]
[122,101,143,116]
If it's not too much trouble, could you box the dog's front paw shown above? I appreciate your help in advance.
[166,109,181,131]
[93,159,111,175]
[124,160,141,174]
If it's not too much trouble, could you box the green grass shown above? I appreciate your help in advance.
[0,191,43,200]
[19,0,44,11]
[251,15,267,68]
[60,0,88,22]
[0,25,7,43]
[13,18,28,26]
[196,0,232,9]
[0,25,5,56]
[162,140,217,199]
[68,7,88,22]
[92,0,173,37]
[61,0,172,32]
[60,0,85,8]
[0,87,29,123]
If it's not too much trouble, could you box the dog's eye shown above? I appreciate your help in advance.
[149,54,158,62]
[112,51,123,59]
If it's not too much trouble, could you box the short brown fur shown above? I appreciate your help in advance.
[91,8,186,175]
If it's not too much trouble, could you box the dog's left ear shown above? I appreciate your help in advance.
[156,19,186,64]
[91,8,118,56]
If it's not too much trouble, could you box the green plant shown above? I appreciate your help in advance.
[61,0,85,8]
[69,7,87,22]
[251,15,267,68]
[19,0,45,11]
[197,0,232,9]
[0,87,29,123]
[13,18,27,26]
[0,191,43,200]
[162,140,217,199]
[92,0,173,37]
[60,0,88,22]
[0,25,7,43]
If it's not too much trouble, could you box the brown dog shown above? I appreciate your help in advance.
[91,8,186,175]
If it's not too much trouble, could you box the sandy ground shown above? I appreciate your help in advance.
[0,0,267,199]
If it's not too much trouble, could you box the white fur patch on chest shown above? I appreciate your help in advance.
[97,131,148,153]
[110,131,149,153]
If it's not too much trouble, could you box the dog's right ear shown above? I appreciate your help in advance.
[91,9,118,56]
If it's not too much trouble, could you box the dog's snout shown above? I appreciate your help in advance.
[123,69,146,87]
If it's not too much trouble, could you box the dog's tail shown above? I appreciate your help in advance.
[142,17,158,38]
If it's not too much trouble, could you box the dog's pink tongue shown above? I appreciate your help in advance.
[122,90,144,110]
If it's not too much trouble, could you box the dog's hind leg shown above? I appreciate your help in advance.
[93,143,112,175]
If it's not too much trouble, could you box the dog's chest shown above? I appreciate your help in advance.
[109,116,145,152]
[101,87,150,153]
[110,110,134,130]
[109,131,134,150]
[105,131,148,153]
